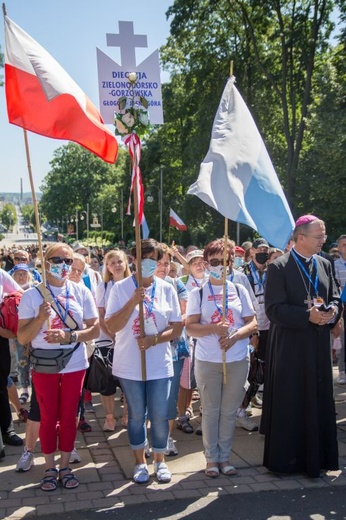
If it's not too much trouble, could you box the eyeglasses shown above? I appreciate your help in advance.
[209,259,229,267]
[14,257,27,262]
[302,234,327,242]
[48,257,74,265]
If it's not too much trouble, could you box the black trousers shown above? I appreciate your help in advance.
[0,336,12,435]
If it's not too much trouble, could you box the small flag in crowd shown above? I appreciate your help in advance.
[141,214,150,239]
[188,77,294,249]
[4,15,118,164]
[169,209,187,231]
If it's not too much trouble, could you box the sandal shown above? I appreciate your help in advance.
[133,463,149,484]
[219,463,237,476]
[103,415,116,432]
[176,415,194,434]
[19,392,29,404]
[205,465,219,478]
[40,468,58,491]
[58,467,79,489]
[153,461,172,483]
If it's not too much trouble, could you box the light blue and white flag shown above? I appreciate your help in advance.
[188,76,294,249]
[141,214,150,239]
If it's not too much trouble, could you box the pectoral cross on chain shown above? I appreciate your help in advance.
[304,295,313,309]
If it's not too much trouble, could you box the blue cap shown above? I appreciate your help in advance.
[12,263,30,272]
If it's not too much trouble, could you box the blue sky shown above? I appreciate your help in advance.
[0,0,172,193]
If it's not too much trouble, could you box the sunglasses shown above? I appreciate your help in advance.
[48,257,74,265]
[209,259,229,267]
[14,257,27,262]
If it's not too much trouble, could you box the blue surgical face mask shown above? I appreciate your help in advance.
[141,258,157,278]
[49,262,71,281]
[233,257,244,269]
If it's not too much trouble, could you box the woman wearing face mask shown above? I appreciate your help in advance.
[17,244,99,491]
[10,264,35,404]
[186,239,257,478]
[105,239,183,484]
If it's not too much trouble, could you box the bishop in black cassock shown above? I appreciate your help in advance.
[261,215,342,478]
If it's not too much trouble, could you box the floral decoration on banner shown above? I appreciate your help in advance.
[114,72,150,139]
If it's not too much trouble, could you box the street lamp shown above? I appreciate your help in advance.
[146,167,163,242]
[80,203,90,239]
[70,209,78,240]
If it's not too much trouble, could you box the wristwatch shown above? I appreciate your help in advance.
[70,330,79,343]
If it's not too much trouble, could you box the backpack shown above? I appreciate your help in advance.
[0,291,23,335]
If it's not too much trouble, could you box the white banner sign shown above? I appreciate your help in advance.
[97,21,163,125]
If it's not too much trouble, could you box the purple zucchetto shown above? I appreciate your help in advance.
[294,215,318,227]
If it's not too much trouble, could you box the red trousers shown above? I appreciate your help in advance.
[32,370,85,454]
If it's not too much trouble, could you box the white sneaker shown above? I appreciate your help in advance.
[236,415,259,432]
[337,371,346,384]
[165,436,178,456]
[15,447,34,472]
[69,447,82,464]
[251,393,263,408]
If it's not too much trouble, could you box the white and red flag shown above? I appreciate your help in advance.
[4,15,118,163]
[169,209,187,231]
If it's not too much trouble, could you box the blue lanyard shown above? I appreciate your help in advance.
[47,282,70,324]
[191,275,201,287]
[208,281,228,318]
[229,271,234,282]
[132,275,156,316]
[250,261,266,292]
[291,249,319,295]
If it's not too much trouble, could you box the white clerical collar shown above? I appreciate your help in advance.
[292,247,313,263]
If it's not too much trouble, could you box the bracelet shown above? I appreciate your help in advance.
[153,334,159,346]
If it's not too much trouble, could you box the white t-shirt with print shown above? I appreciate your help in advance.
[96,280,115,342]
[180,273,209,293]
[105,275,182,381]
[186,280,255,363]
[18,281,98,373]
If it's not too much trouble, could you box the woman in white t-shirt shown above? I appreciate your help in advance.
[186,239,257,479]
[17,244,99,491]
[95,249,131,432]
[105,239,182,485]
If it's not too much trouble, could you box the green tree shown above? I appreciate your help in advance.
[20,204,36,229]
[160,0,337,216]
[0,203,17,231]
[40,143,129,239]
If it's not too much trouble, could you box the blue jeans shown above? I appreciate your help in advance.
[168,358,185,420]
[119,377,171,453]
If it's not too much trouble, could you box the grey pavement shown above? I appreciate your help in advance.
[1,367,346,519]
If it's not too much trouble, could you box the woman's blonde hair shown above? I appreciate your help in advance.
[103,249,131,283]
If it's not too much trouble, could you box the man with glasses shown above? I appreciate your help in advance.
[9,249,42,283]
[261,214,341,478]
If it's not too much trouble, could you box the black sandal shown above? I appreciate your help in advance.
[40,468,58,491]
[59,467,79,489]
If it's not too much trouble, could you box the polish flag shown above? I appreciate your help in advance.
[4,15,118,164]
[169,209,187,231]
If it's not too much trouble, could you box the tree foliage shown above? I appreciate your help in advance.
[0,203,17,231]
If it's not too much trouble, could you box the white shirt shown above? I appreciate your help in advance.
[186,280,255,363]
[96,280,115,342]
[105,275,182,381]
[18,281,98,373]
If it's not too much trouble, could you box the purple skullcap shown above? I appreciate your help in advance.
[295,214,318,227]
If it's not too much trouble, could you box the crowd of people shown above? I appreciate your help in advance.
[0,214,343,489]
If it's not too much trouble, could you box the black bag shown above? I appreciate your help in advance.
[29,343,80,374]
[86,346,113,393]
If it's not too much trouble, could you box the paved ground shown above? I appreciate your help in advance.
[1,367,346,520]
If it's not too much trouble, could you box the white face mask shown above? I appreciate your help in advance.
[18,281,30,290]
[49,262,71,281]
[208,265,225,280]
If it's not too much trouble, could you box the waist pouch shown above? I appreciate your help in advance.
[29,343,81,374]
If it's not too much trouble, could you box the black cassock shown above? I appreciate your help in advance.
[261,251,341,478]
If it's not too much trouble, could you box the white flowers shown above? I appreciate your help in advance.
[128,72,138,83]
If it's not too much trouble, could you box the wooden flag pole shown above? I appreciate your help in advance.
[23,129,50,323]
[132,137,146,381]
